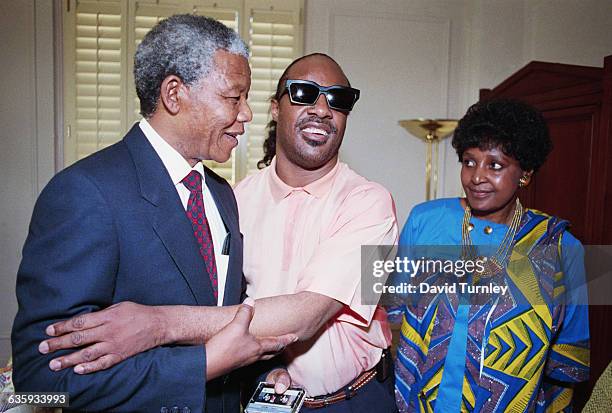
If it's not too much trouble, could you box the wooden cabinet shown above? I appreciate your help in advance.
[480,55,612,408]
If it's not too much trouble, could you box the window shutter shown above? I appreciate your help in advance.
[241,0,303,179]
[64,0,126,165]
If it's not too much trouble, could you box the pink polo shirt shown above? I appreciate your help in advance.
[234,158,398,396]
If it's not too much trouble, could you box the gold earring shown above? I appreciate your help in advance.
[519,176,529,187]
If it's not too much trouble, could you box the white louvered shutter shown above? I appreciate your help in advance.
[64,0,127,165]
[241,0,302,178]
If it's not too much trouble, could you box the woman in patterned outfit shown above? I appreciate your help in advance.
[388,99,589,412]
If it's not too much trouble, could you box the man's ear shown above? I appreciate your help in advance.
[159,75,184,116]
[271,99,279,122]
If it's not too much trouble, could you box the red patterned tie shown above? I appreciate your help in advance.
[182,170,218,300]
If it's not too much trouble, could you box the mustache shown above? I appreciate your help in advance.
[295,115,337,134]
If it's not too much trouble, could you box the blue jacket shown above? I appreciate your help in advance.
[12,124,244,412]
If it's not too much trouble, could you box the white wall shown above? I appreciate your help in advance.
[0,0,56,364]
[525,0,612,66]
[0,0,610,365]
[304,0,612,227]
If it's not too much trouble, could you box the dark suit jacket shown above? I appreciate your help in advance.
[11,124,244,412]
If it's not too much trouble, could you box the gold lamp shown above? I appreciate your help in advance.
[399,119,458,200]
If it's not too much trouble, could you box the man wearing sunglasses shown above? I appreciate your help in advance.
[236,53,399,412]
[37,53,399,412]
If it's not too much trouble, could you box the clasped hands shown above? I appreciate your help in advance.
[38,300,295,393]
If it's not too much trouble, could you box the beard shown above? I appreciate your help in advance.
[277,116,343,171]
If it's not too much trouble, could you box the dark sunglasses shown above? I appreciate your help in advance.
[280,79,360,112]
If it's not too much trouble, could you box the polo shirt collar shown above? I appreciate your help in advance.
[268,156,341,202]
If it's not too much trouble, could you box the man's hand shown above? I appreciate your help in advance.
[205,304,297,380]
[266,368,292,394]
[39,302,166,374]
[39,301,297,377]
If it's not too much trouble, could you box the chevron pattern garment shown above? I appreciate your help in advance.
[387,198,590,413]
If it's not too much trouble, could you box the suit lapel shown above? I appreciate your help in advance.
[204,168,242,306]
[125,126,216,305]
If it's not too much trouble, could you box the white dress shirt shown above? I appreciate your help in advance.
[139,119,228,305]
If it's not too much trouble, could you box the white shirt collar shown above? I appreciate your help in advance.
[139,119,205,185]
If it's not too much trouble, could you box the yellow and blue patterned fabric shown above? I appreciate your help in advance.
[387,198,589,412]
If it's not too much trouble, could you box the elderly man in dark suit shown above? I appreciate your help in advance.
[11,14,294,412]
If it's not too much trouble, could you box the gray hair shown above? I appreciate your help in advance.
[134,14,249,118]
